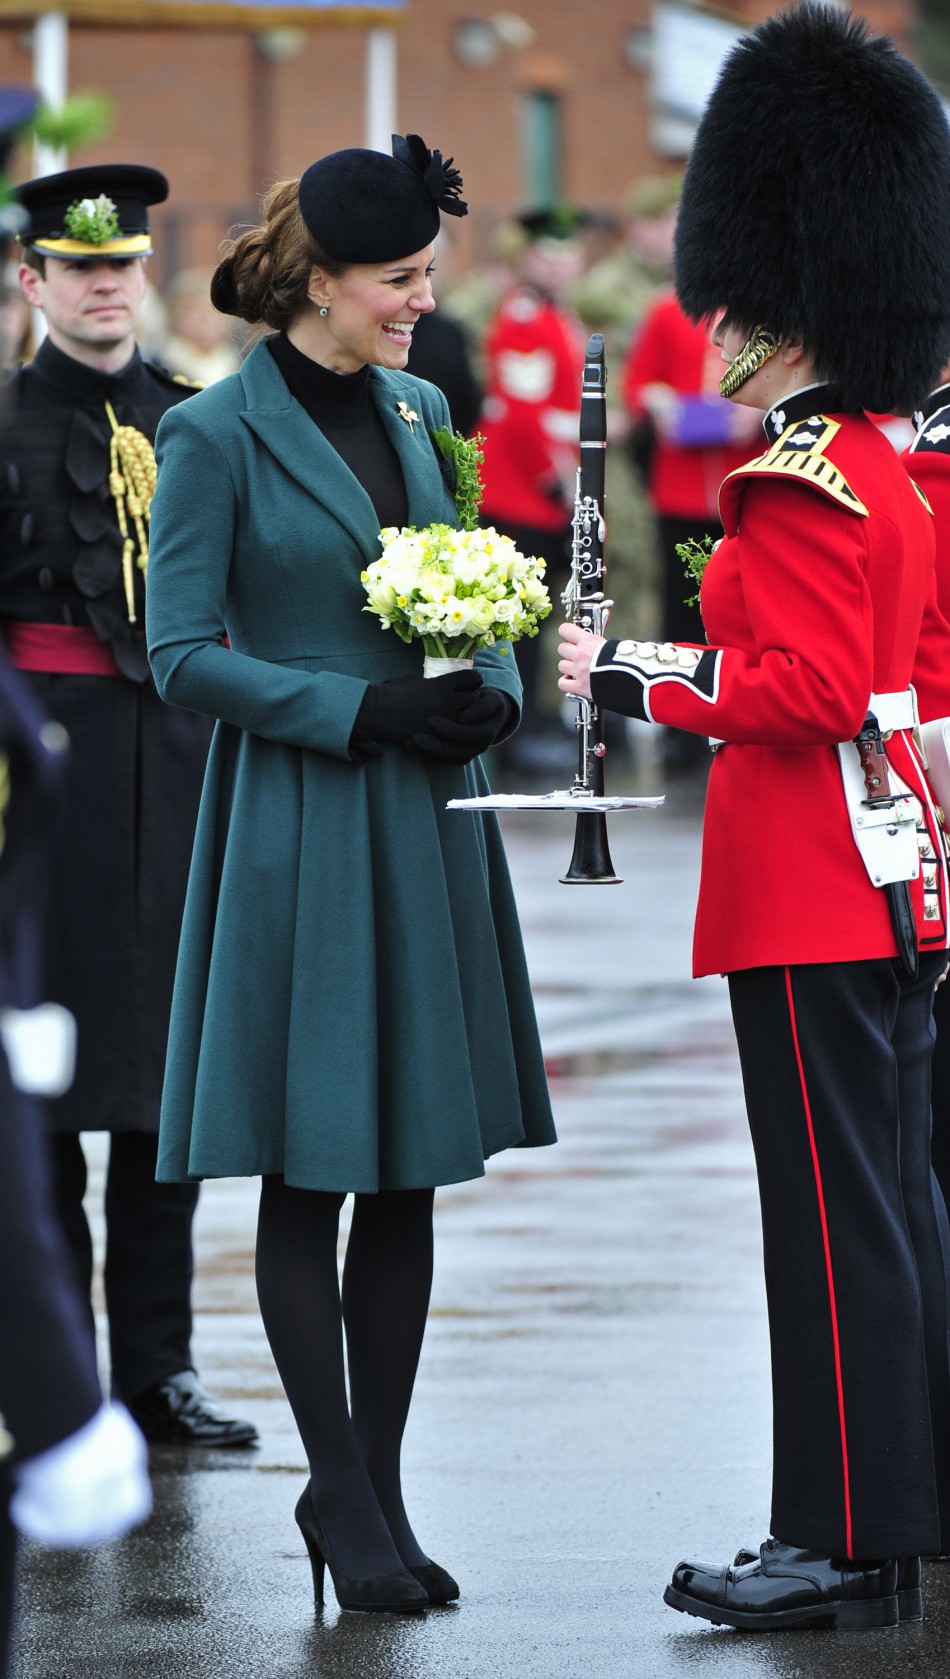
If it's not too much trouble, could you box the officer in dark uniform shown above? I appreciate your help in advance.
[0,164,257,1447]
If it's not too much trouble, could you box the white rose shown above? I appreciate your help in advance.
[523,575,550,611]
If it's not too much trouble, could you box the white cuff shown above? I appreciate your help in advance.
[10,1401,152,1546]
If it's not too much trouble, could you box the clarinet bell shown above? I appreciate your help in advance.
[559,811,622,884]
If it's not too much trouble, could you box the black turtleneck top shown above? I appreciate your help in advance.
[267,333,409,531]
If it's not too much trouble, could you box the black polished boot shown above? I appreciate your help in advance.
[126,1371,259,1447]
[896,1556,923,1622]
[732,1543,922,1624]
[663,1537,899,1630]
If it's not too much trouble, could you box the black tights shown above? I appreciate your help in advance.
[255,1177,435,1579]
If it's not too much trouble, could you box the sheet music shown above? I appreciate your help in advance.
[446,792,664,813]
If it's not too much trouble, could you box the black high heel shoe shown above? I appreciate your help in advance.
[294,1483,428,1614]
[408,1561,461,1604]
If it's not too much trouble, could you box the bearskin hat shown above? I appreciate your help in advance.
[674,2,950,413]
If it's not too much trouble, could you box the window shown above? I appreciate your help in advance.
[520,90,562,205]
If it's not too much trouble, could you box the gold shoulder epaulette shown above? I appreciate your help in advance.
[723,416,869,517]
[910,478,934,515]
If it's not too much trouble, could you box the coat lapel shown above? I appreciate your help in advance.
[370,369,446,528]
[238,339,382,554]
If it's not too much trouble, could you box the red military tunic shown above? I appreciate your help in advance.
[591,391,950,976]
[478,283,584,533]
[903,385,950,724]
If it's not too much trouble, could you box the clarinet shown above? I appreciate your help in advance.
[559,333,621,885]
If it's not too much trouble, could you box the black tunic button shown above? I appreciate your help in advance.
[38,566,54,593]
[20,513,34,546]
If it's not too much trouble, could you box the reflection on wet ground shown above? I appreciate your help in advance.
[14,811,950,1677]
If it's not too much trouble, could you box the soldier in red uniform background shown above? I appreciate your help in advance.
[478,208,585,772]
[560,2,950,1632]
[904,381,950,1263]
[624,285,760,774]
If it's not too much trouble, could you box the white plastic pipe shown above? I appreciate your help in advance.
[364,26,396,153]
[32,11,69,176]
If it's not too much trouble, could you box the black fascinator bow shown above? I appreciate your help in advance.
[392,132,468,217]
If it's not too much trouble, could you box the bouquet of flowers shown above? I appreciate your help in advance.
[361,522,552,666]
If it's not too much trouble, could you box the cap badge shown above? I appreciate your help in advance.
[64,194,120,244]
[397,400,420,434]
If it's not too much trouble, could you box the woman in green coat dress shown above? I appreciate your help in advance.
[145,136,556,1614]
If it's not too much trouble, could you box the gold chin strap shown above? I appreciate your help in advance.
[105,400,157,623]
[719,325,781,399]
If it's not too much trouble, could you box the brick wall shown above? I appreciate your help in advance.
[0,0,923,284]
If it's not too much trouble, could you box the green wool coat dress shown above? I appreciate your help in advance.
[145,337,556,1192]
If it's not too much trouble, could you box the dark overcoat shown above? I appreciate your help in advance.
[146,339,556,1192]
[0,339,212,1134]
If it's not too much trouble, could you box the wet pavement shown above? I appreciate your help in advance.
[14,773,950,1676]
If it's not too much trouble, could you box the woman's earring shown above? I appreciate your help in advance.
[319,305,329,318]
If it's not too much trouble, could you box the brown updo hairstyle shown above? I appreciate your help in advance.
[210,178,347,331]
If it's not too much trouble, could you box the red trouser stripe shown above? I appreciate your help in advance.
[783,965,853,1556]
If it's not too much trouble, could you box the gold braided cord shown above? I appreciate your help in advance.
[719,326,781,399]
[104,399,157,623]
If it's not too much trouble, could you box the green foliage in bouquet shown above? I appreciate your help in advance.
[431,426,485,531]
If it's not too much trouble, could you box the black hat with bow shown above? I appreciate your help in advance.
[674,2,950,413]
[298,132,467,264]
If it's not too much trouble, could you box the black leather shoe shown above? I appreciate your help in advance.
[896,1556,923,1622]
[663,1537,899,1630]
[127,1371,259,1447]
[732,1544,923,1624]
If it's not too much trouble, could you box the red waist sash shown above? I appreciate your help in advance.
[3,621,123,676]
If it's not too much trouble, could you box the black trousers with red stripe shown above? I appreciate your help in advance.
[728,953,950,1559]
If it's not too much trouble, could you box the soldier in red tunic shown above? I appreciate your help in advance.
[560,2,950,1631]
[623,287,761,774]
[478,209,585,769]
[904,380,950,1329]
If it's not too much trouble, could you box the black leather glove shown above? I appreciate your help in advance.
[349,669,484,760]
[410,687,513,765]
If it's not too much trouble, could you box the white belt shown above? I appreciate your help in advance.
[868,687,917,733]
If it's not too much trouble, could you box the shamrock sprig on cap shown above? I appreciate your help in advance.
[64,193,121,244]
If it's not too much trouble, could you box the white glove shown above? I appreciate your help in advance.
[0,1003,77,1095]
[10,1401,152,1546]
